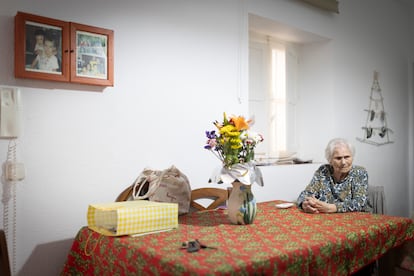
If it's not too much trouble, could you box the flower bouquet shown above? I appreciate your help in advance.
[204,112,264,186]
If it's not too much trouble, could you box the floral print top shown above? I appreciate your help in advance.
[297,164,372,213]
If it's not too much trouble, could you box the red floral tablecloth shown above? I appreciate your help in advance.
[61,200,414,275]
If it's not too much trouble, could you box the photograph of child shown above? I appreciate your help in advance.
[33,29,45,57]
[25,22,62,74]
[31,36,59,72]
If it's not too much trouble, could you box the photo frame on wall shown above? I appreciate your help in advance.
[15,11,114,86]
[15,12,70,82]
[70,22,114,86]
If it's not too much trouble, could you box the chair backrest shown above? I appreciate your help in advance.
[190,188,228,211]
[0,229,11,276]
[115,184,134,202]
[368,185,387,214]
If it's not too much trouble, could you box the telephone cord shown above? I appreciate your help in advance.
[12,183,17,276]
[2,181,16,276]
[7,139,17,163]
[3,139,18,275]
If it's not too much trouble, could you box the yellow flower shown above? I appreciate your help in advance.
[229,137,242,149]
[220,125,240,137]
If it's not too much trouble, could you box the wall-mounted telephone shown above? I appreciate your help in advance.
[0,87,22,138]
[0,86,25,181]
[0,86,23,276]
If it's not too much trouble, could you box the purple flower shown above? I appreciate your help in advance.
[204,131,219,150]
[205,130,217,139]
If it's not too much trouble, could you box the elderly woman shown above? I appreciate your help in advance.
[297,138,372,213]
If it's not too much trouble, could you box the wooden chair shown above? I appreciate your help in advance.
[368,185,386,215]
[0,229,11,276]
[115,184,134,202]
[190,188,229,211]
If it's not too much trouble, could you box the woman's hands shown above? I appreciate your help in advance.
[302,196,337,213]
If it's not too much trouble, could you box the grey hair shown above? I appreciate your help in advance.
[324,138,355,162]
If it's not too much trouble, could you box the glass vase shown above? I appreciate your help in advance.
[227,181,257,225]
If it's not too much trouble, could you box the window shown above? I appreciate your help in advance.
[248,14,331,163]
[249,32,299,159]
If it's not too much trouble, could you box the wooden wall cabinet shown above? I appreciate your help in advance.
[15,12,114,86]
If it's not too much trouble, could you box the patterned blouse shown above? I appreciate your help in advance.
[297,164,372,213]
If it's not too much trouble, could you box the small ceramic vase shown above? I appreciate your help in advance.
[227,181,257,225]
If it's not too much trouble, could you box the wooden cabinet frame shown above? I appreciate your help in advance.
[14,12,114,86]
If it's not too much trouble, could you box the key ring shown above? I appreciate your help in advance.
[180,239,217,253]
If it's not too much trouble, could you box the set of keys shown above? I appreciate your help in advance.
[180,239,217,253]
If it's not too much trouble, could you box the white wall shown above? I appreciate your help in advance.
[0,0,413,275]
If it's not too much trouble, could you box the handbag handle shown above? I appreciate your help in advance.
[132,169,167,200]
[132,175,149,199]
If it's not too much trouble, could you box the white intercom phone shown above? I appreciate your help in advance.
[0,87,21,138]
[0,86,25,182]
[0,86,25,181]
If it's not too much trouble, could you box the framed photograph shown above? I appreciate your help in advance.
[15,12,70,82]
[70,23,114,86]
[15,12,114,86]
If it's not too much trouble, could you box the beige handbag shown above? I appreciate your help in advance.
[116,166,191,215]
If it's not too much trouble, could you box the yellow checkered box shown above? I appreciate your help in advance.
[87,200,178,236]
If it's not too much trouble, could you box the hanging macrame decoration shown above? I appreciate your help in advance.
[301,0,339,13]
[357,71,394,146]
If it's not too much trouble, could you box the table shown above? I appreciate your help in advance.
[61,200,414,275]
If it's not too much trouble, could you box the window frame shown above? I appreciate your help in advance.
[248,32,299,159]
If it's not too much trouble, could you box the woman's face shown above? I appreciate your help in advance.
[330,145,353,175]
